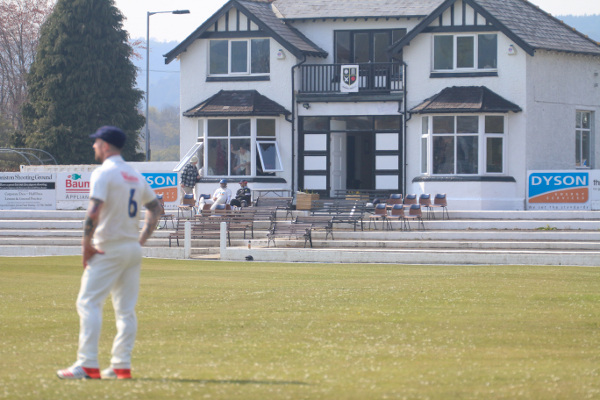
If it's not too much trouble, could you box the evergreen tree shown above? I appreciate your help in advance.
[22,0,144,164]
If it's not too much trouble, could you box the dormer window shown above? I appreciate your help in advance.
[209,39,270,76]
[433,34,497,72]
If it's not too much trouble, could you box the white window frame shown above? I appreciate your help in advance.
[256,141,283,172]
[432,33,497,72]
[174,142,203,172]
[198,118,282,177]
[576,110,593,168]
[208,38,270,77]
[421,114,505,176]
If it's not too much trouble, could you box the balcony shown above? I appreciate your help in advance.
[298,62,404,101]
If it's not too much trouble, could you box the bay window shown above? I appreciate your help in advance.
[421,115,504,175]
[209,38,270,76]
[203,118,282,177]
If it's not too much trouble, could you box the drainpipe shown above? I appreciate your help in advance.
[402,62,411,196]
[290,55,307,195]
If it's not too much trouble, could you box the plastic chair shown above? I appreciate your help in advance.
[386,193,403,210]
[403,194,417,208]
[368,203,389,230]
[429,193,449,220]
[156,194,175,229]
[419,194,433,220]
[177,193,196,219]
[386,204,407,231]
[404,204,425,230]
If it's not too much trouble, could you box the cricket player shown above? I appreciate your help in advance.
[57,126,162,380]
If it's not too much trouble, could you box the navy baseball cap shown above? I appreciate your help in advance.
[220,179,227,184]
[90,126,126,149]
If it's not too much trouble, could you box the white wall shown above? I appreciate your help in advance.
[403,30,530,210]
[178,36,297,188]
[526,51,600,171]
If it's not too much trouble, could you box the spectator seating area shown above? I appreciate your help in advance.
[166,192,449,247]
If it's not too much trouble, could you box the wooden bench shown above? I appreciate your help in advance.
[333,189,396,203]
[207,209,256,239]
[169,214,254,247]
[293,215,334,240]
[267,222,313,248]
[169,218,223,247]
[254,196,293,219]
[310,199,368,231]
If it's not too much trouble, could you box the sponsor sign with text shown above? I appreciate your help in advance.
[527,171,590,210]
[142,173,178,208]
[0,173,56,210]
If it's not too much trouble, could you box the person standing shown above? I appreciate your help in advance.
[57,126,162,380]
[180,155,201,198]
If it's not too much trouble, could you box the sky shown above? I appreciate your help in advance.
[115,0,600,43]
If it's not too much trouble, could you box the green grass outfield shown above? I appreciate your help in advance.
[1,257,599,400]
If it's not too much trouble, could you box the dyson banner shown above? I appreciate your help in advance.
[527,170,600,210]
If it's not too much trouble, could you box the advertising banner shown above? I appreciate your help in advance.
[142,172,178,209]
[527,170,600,210]
[0,173,56,210]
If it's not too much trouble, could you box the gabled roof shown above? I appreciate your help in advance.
[391,0,600,57]
[164,0,327,64]
[410,86,522,114]
[183,90,291,117]
[272,0,442,20]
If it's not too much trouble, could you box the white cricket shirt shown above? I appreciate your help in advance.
[89,155,156,245]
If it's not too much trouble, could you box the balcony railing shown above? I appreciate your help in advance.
[299,62,404,95]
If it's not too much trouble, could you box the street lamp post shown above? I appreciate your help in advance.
[145,9,190,161]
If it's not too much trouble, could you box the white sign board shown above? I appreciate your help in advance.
[56,172,93,209]
[340,65,359,93]
[0,173,56,210]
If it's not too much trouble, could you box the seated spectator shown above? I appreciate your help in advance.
[230,180,251,208]
[199,179,232,211]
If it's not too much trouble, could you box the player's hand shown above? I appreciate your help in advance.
[82,244,104,268]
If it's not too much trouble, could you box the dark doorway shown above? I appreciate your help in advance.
[346,132,375,190]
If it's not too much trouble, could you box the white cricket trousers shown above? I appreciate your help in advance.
[76,240,142,369]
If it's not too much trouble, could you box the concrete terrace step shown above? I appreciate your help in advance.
[2,209,600,265]
[221,247,600,267]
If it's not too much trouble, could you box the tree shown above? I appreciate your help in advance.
[0,0,53,131]
[22,0,144,164]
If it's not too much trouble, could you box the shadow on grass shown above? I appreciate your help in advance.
[135,378,310,386]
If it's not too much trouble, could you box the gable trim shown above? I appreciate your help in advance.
[389,0,535,56]
[164,0,327,64]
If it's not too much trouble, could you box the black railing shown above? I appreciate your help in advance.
[299,62,404,94]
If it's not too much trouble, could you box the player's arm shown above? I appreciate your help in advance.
[82,198,104,268]
[139,198,162,246]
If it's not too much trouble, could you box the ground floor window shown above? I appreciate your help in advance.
[200,118,282,177]
[421,114,504,175]
[576,111,592,168]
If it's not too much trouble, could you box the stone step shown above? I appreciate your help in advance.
[221,247,600,267]
[0,218,598,232]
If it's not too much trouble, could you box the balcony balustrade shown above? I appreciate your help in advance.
[299,62,404,95]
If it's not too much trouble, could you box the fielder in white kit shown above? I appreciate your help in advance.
[57,126,162,380]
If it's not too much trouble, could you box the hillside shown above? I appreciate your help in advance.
[557,14,600,42]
